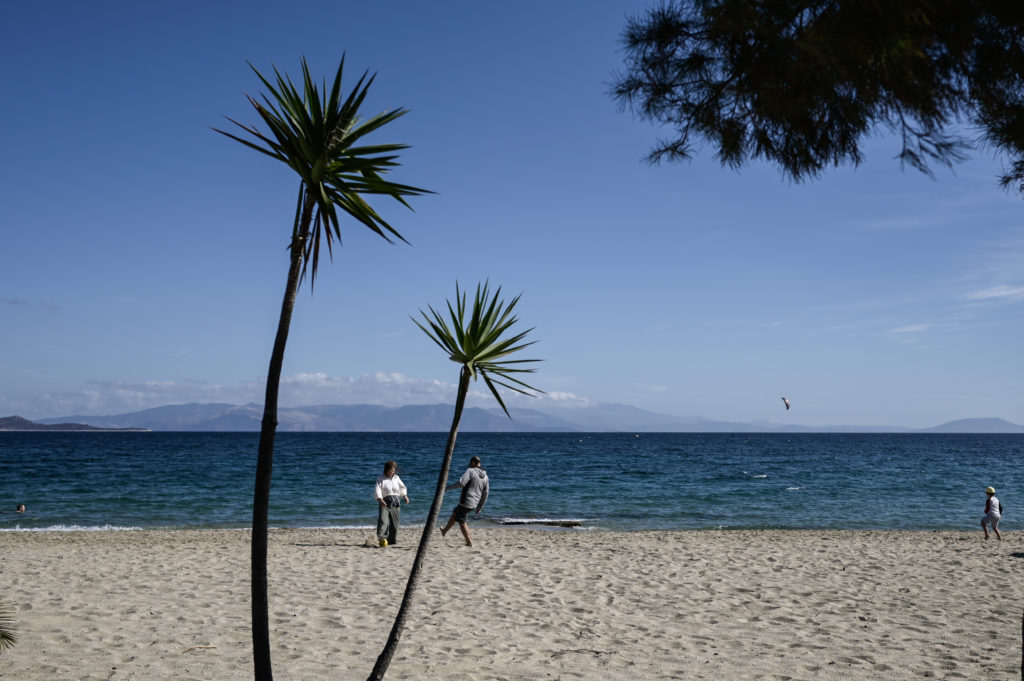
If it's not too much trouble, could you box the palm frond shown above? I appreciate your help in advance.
[214,55,434,287]
[413,282,542,416]
[0,603,17,653]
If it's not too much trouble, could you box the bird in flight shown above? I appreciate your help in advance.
[781,397,790,410]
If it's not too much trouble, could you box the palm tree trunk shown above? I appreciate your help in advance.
[252,193,314,681]
[366,366,472,681]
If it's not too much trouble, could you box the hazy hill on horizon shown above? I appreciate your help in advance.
[918,417,1024,434]
[28,402,1024,433]
[0,415,147,432]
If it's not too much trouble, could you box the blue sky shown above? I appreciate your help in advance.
[2,1,1022,428]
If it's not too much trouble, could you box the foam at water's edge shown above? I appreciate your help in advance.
[0,524,144,532]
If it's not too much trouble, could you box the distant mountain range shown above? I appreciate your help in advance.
[10,402,1023,433]
[0,415,148,432]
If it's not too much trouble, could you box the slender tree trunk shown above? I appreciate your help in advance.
[252,194,314,681]
[367,366,472,681]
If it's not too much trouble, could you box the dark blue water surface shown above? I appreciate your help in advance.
[1,432,1021,531]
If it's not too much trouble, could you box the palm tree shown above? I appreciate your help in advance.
[0,603,16,653]
[215,56,430,681]
[367,282,541,681]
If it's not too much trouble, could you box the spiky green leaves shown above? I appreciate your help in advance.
[215,56,432,284]
[414,282,542,416]
[0,603,16,653]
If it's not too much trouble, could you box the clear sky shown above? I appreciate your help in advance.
[2,1,1022,428]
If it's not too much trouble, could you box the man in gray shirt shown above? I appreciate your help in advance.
[440,456,489,547]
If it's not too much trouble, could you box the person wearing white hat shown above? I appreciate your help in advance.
[982,486,1002,540]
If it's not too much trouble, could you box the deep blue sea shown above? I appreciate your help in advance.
[1,432,1022,532]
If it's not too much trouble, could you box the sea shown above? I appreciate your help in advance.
[1,432,1021,533]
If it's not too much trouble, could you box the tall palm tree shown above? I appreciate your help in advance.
[215,56,430,681]
[367,282,541,681]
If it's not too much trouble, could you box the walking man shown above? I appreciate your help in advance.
[982,486,1002,541]
[440,456,489,547]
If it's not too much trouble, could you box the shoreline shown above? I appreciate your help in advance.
[0,522,1004,533]
[3,528,1020,680]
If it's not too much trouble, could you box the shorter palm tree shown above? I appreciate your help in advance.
[366,281,541,681]
[0,603,16,653]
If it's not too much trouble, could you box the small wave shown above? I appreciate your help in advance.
[751,474,768,479]
[787,486,805,491]
[0,524,143,532]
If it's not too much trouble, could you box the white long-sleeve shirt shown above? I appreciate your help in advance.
[375,474,408,502]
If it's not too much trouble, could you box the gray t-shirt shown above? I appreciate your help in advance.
[457,467,489,510]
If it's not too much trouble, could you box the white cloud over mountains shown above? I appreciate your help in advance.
[4,372,592,420]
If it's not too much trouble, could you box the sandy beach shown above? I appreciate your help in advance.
[1,528,1020,680]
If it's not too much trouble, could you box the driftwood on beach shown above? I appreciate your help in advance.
[498,518,583,527]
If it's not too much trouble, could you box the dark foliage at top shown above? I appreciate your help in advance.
[613,0,1024,192]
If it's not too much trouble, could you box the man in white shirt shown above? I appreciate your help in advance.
[375,460,409,547]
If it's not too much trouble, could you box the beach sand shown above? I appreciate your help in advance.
[1,528,1020,680]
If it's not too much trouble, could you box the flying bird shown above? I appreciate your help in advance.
[781,397,790,410]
